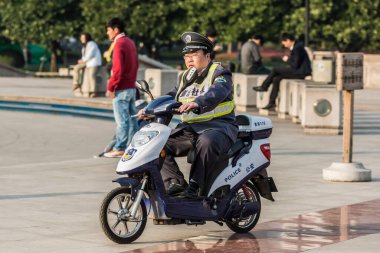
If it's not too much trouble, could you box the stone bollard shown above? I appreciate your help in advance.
[288,79,305,123]
[277,79,292,119]
[251,75,277,115]
[312,51,335,83]
[299,81,342,135]
[363,54,380,89]
[137,68,145,81]
[58,67,71,77]
[144,69,179,99]
[233,74,266,112]
[82,66,107,97]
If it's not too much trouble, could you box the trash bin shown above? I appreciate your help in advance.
[312,51,335,83]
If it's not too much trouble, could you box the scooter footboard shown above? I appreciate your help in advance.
[251,176,277,201]
[165,199,220,220]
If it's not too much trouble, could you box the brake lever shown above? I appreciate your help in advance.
[172,107,200,114]
[171,108,182,114]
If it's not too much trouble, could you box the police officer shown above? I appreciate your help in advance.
[139,32,238,198]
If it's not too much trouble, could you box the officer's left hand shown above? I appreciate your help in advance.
[179,102,199,113]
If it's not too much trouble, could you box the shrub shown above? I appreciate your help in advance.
[0,49,25,68]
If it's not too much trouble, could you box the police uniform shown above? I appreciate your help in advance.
[161,32,238,195]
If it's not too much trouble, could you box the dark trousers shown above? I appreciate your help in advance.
[261,67,307,104]
[161,126,233,191]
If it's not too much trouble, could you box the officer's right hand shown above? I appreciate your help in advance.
[179,102,199,113]
[137,109,150,120]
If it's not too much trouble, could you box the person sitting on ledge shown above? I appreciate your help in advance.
[72,32,102,97]
[253,33,311,110]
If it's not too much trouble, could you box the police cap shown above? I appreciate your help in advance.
[181,32,214,54]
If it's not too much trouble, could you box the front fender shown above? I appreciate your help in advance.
[112,177,140,199]
[112,177,140,187]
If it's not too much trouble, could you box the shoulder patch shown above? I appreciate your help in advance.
[215,76,226,83]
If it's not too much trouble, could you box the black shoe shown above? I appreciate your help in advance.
[167,182,188,196]
[179,181,199,199]
[253,86,268,92]
[262,103,276,110]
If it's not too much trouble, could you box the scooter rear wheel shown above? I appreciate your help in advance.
[99,187,147,244]
[226,182,261,233]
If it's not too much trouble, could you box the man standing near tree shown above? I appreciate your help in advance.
[104,17,139,158]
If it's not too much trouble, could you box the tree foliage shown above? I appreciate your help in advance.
[284,0,380,51]
[81,0,187,57]
[0,0,82,70]
[0,0,379,70]
[80,0,380,54]
[177,0,292,43]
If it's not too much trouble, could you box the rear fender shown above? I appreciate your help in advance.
[251,173,278,202]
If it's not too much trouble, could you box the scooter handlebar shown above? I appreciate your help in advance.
[168,102,182,115]
[171,105,200,115]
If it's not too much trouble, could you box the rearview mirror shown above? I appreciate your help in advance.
[135,80,154,100]
[136,80,149,92]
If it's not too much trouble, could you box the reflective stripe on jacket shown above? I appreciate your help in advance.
[176,63,234,123]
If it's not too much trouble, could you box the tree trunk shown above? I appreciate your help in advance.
[22,40,29,67]
[50,40,58,72]
[227,43,232,54]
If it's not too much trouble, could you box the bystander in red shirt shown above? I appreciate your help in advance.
[107,33,138,92]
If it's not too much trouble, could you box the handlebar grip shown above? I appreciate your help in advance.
[171,108,182,115]
[171,107,200,115]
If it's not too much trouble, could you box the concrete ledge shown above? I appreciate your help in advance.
[323,162,371,182]
[258,109,277,116]
[34,72,71,78]
[0,99,114,121]
[292,116,301,124]
[0,63,31,77]
[138,55,173,69]
[0,95,112,109]
[235,105,257,112]
[277,112,290,119]
[304,127,341,135]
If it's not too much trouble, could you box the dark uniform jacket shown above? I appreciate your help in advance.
[167,63,238,142]
[288,41,312,76]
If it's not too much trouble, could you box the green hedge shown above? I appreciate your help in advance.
[0,48,25,68]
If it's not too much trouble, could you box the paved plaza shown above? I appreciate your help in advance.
[0,77,379,252]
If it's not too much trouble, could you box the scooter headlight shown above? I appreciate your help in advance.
[131,130,159,147]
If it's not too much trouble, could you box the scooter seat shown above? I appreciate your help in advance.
[227,139,246,158]
[187,139,248,164]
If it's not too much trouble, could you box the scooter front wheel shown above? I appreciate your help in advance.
[99,187,147,244]
[226,182,261,233]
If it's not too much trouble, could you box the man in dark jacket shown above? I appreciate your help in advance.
[253,33,312,110]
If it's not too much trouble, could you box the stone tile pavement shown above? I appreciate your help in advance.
[0,77,379,252]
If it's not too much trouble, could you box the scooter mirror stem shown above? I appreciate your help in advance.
[146,91,154,101]
[136,80,150,92]
[136,80,155,100]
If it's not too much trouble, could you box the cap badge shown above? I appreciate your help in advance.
[185,35,192,43]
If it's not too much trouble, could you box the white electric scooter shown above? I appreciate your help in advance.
[99,80,277,244]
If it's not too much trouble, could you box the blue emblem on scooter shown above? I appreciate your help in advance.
[121,148,137,162]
